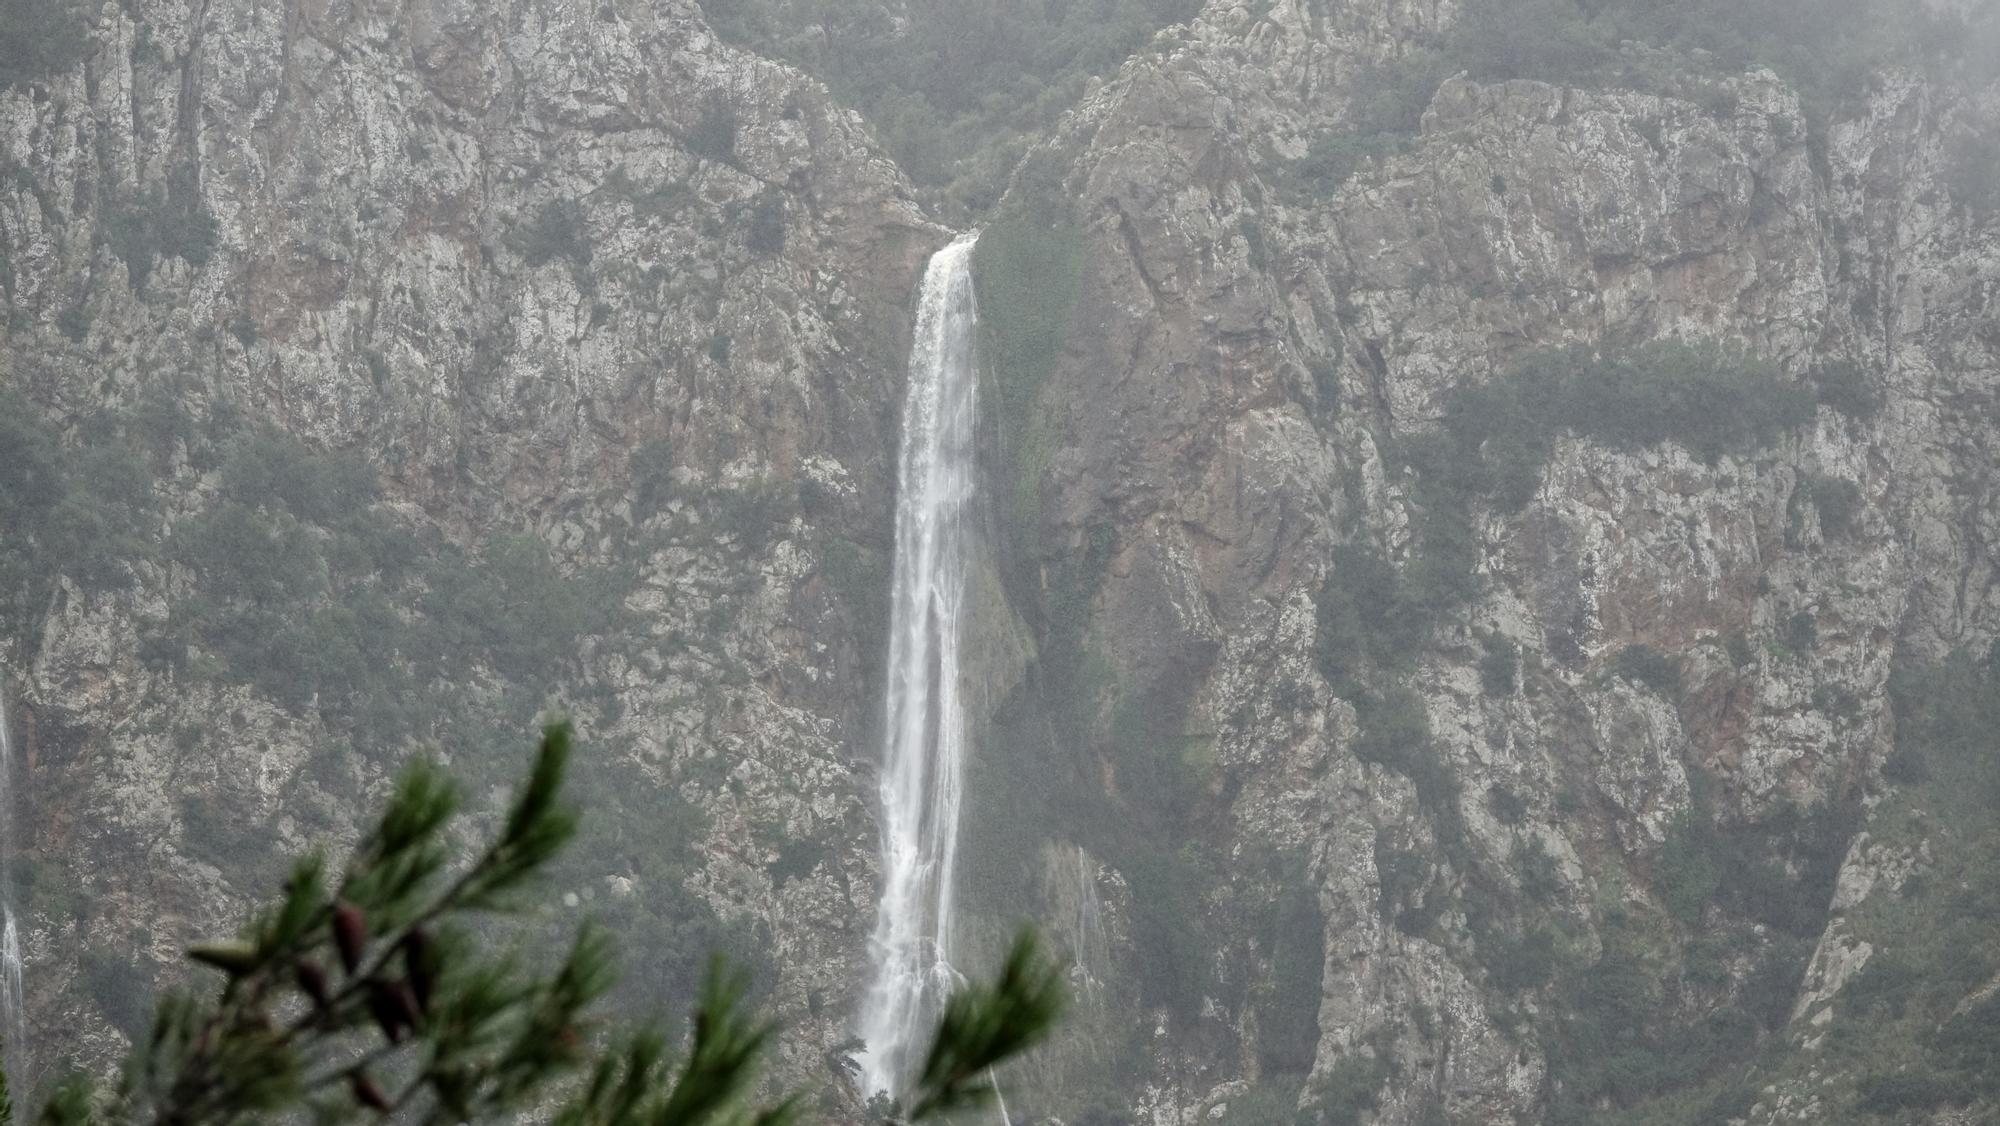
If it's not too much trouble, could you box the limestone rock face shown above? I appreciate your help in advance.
[4,0,2000,1120]
[1,0,940,1093]
[977,0,2000,1120]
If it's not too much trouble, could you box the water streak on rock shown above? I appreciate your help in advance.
[0,685,25,1085]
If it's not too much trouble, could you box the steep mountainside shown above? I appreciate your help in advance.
[956,0,2000,1122]
[0,0,935,1107]
[3,0,2000,1123]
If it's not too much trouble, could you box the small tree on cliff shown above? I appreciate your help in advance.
[24,722,1060,1126]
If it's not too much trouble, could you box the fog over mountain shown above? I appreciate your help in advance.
[2,0,1999,1122]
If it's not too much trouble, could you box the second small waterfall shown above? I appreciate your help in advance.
[855,233,982,1098]
[0,685,24,1086]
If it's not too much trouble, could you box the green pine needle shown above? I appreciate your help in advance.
[29,721,1063,1126]
[466,722,582,910]
[904,931,1066,1123]
[651,960,777,1126]
[254,854,330,957]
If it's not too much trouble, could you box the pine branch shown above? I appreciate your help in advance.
[901,931,1066,1124]
[27,719,1064,1126]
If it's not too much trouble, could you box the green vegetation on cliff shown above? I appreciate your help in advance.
[1422,342,1821,505]
[0,0,90,90]
[0,392,799,1048]
[1314,341,1839,684]
[970,160,1085,551]
[0,389,164,639]
[1304,339,1901,1122]
[1437,0,1989,102]
[1788,647,2000,1119]
[0,397,625,755]
[1530,647,2000,1125]
[1285,0,1997,195]
[696,0,1199,212]
[164,426,626,755]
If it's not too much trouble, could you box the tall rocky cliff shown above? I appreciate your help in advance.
[963,1,2000,1122]
[0,0,938,1101]
[3,0,1999,1123]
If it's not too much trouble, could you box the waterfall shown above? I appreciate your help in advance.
[855,232,982,1098]
[1071,849,1108,1006]
[0,684,24,1085]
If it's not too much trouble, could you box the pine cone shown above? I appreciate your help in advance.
[333,902,367,974]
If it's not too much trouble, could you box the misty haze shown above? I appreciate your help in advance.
[1,0,1998,1123]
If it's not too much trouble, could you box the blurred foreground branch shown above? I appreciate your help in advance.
[20,722,1060,1126]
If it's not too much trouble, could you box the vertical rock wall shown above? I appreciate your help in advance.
[972,0,2000,1120]
[0,0,944,1097]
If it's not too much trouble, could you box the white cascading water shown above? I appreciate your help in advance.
[1071,849,1108,1006]
[855,232,982,1098]
[0,684,24,1084]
